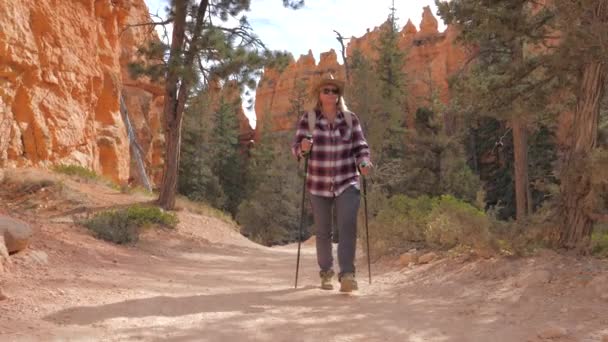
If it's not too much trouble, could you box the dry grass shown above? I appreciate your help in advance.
[175,195,238,231]
[2,168,58,194]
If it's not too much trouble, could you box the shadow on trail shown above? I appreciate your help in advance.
[44,285,331,325]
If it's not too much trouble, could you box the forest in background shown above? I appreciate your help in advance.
[130,0,608,258]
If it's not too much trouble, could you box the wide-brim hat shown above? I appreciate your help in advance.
[311,74,345,97]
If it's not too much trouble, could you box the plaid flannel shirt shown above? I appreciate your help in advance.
[292,109,371,197]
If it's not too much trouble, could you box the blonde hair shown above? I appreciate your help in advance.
[313,95,350,113]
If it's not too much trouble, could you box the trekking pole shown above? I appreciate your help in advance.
[362,174,372,284]
[295,137,311,289]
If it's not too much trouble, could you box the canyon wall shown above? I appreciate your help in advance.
[253,6,467,132]
[0,0,164,184]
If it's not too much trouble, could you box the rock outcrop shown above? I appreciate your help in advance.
[0,215,33,255]
[254,6,467,132]
[0,234,9,274]
[0,0,164,184]
[254,49,345,132]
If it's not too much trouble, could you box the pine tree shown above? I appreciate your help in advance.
[128,0,300,210]
[375,3,407,103]
[437,0,608,250]
[373,5,408,164]
[236,115,304,245]
[179,92,226,208]
[347,49,383,157]
[209,97,247,216]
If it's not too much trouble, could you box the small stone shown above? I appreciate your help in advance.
[418,252,437,264]
[0,288,7,301]
[538,325,567,339]
[399,252,418,266]
[516,269,552,288]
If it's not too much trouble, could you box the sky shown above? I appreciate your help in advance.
[142,0,447,127]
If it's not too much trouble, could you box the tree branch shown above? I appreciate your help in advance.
[197,56,211,86]
[334,30,350,81]
[120,18,174,36]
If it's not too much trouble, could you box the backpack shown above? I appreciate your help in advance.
[307,110,353,138]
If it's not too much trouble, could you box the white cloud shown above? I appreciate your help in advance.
[246,0,446,61]
[144,0,447,61]
[142,0,448,128]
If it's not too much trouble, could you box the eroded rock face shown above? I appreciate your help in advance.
[0,0,164,184]
[254,49,345,132]
[254,6,467,132]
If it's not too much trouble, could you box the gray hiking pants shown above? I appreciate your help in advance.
[310,185,360,277]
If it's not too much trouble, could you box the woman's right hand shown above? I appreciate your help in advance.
[301,138,312,155]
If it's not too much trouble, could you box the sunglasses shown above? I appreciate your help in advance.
[322,88,340,95]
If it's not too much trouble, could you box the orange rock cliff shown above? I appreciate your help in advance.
[252,6,467,132]
[0,0,164,184]
[0,3,466,183]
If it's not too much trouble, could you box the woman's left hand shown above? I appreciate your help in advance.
[359,162,372,176]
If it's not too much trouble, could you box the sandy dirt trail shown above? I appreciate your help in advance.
[1,172,608,342]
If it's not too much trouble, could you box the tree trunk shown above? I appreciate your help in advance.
[158,119,183,209]
[511,28,531,221]
[157,0,187,210]
[512,117,530,220]
[557,61,606,250]
[158,0,209,210]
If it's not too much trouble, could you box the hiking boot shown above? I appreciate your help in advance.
[339,273,358,293]
[320,270,335,290]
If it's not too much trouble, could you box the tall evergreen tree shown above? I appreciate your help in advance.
[128,0,301,210]
[375,4,407,103]
[236,114,304,245]
[209,97,247,216]
[179,92,226,208]
[375,6,409,163]
[437,0,608,250]
[347,49,383,156]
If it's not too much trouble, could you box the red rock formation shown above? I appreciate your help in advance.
[0,0,163,184]
[254,6,468,132]
[254,49,345,132]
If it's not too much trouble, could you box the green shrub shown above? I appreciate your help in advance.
[367,194,437,255]
[440,157,482,204]
[591,223,608,257]
[83,205,178,244]
[425,195,492,251]
[366,193,496,257]
[53,164,99,180]
[124,205,178,227]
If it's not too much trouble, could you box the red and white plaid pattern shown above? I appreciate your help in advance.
[292,110,371,197]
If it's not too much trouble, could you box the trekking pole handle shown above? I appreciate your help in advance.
[300,134,313,157]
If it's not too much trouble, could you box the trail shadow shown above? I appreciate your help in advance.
[44,286,327,325]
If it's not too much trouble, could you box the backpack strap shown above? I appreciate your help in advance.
[343,110,353,130]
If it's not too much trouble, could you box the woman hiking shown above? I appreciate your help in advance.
[292,75,372,292]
